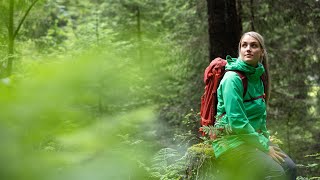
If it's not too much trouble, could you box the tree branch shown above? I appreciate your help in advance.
[13,0,39,39]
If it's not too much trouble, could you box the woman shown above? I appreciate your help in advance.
[212,31,296,180]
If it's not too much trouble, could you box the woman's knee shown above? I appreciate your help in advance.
[282,156,297,180]
[284,158,296,171]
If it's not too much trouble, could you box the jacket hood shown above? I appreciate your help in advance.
[225,55,265,80]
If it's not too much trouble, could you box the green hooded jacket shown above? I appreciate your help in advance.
[212,55,270,158]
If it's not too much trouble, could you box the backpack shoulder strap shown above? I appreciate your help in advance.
[228,70,248,97]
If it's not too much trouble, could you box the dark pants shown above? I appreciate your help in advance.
[215,144,296,180]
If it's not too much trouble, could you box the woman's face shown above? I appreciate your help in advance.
[239,35,263,67]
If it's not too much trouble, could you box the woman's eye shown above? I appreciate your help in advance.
[242,44,247,48]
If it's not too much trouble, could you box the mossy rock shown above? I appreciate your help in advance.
[184,143,217,180]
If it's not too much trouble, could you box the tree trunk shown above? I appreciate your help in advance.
[237,0,243,33]
[207,0,242,61]
[286,114,291,155]
[7,0,14,76]
[250,0,255,31]
[95,5,100,45]
[136,6,142,61]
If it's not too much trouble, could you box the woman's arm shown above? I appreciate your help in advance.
[220,71,269,151]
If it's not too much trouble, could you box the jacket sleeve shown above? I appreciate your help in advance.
[260,111,270,139]
[220,72,269,152]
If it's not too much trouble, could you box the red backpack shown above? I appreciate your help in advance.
[199,57,266,137]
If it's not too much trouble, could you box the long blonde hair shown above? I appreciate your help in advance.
[238,31,271,104]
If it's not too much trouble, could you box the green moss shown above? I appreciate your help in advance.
[187,143,215,158]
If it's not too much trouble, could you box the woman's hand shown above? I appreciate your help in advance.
[268,146,287,164]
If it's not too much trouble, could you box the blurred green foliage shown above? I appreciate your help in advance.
[0,0,319,179]
[0,41,162,179]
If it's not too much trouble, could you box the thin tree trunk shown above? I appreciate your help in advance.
[237,0,243,34]
[6,0,39,76]
[286,113,291,155]
[207,0,242,61]
[93,5,103,116]
[250,0,255,31]
[95,5,100,45]
[136,6,142,61]
[7,0,14,76]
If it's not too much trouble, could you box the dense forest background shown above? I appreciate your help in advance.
[0,0,319,179]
